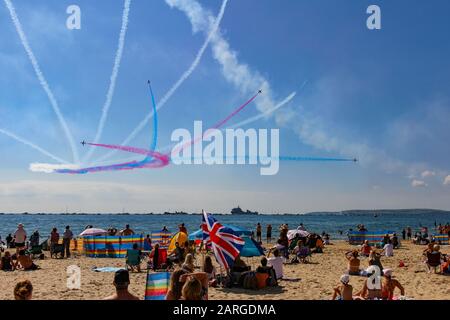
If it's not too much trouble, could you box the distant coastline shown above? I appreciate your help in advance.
[0,208,449,215]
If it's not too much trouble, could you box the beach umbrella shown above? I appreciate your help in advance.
[79,228,107,237]
[287,229,310,240]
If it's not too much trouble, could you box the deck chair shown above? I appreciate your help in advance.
[126,249,142,272]
[145,272,170,300]
[28,245,43,259]
[297,247,311,263]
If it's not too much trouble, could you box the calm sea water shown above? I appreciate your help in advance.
[1,211,449,241]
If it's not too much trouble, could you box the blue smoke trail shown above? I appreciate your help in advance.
[146,80,158,161]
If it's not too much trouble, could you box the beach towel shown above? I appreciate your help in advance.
[145,272,170,300]
[93,267,123,272]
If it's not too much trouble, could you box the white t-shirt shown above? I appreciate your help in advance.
[268,256,284,279]
[14,228,27,243]
[383,244,394,257]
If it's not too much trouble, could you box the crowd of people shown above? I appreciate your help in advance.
[1,220,449,300]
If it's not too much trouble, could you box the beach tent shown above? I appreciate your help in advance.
[167,232,188,253]
[240,237,265,257]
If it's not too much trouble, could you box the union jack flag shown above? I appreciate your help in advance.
[202,210,245,270]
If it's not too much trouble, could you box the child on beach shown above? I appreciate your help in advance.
[0,251,14,271]
[14,280,33,300]
[360,240,372,257]
[332,274,353,300]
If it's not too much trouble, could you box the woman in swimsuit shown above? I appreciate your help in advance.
[345,250,361,275]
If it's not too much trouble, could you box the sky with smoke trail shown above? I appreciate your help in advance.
[0,0,450,213]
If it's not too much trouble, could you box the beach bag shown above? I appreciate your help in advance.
[267,268,278,287]
[243,272,258,290]
[255,273,268,289]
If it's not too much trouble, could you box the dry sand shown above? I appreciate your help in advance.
[0,241,448,300]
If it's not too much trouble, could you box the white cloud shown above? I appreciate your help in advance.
[411,179,427,188]
[444,175,450,186]
[421,170,436,178]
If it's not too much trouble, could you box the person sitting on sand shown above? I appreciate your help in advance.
[381,240,394,257]
[120,224,135,236]
[14,250,39,271]
[368,250,384,275]
[182,253,195,273]
[0,251,14,271]
[345,250,361,275]
[202,256,217,287]
[268,249,284,279]
[167,242,185,270]
[381,269,405,300]
[425,245,443,274]
[181,276,203,300]
[166,269,188,300]
[361,240,372,257]
[356,270,383,300]
[232,255,249,272]
[104,269,139,300]
[14,280,33,300]
[332,274,353,300]
[16,250,38,270]
[179,272,209,300]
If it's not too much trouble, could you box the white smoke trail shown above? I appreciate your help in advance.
[3,0,79,164]
[83,0,132,163]
[94,0,229,164]
[29,163,79,173]
[0,128,69,164]
[228,92,297,129]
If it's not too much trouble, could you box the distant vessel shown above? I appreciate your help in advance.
[163,211,188,215]
[231,206,258,215]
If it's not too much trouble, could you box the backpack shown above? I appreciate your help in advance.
[266,268,278,287]
[243,272,258,290]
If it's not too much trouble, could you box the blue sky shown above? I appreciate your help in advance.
[1,0,450,213]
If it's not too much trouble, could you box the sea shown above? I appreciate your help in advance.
[1,209,449,241]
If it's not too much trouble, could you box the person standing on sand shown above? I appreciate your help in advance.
[120,224,135,236]
[62,226,73,258]
[50,228,59,257]
[13,224,27,254]
[406,227,412,240]
[104,269,139,300]
[266,224,272,243]
[401,229,406,241]
[256,223,262,243]
[6,234,13,248]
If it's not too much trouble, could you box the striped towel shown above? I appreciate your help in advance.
[145,272,170,300]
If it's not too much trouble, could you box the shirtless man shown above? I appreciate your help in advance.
[120,224,135,236]
[104,269,139,300]
[14,250,39,271]
[345,250,361,275]
[332,274,353,300]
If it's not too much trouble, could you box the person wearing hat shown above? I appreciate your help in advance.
[381,269,405,300]
[13,224,27,254]
[332,274,353,300]
[104,269,139,300]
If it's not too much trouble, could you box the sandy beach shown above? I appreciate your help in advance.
[0,241,448,300]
